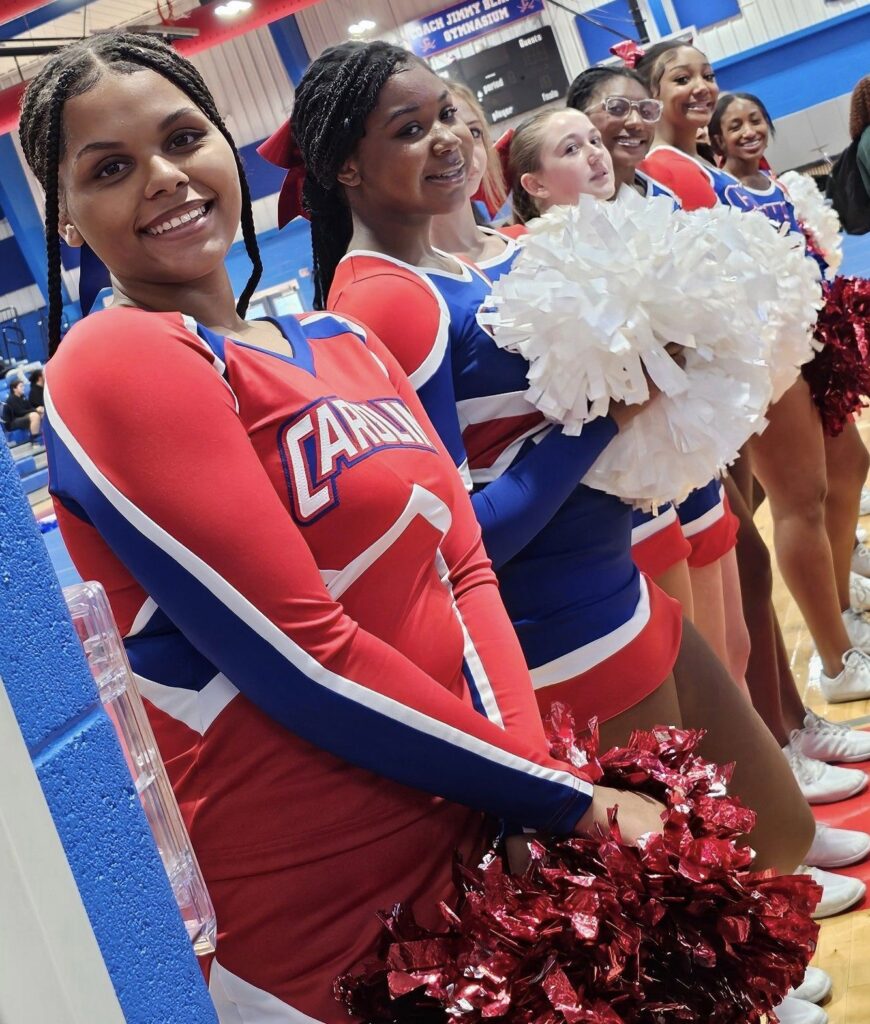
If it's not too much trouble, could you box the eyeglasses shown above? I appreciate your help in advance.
[596,96,663,123]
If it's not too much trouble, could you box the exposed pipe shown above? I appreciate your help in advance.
[0,0,317,135]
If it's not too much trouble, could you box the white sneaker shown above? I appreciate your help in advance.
[799,864,866,918]
[805,821,870,868]
[774,994,828,1024]
[774,995,828,1024]
[789,965,832,1004]
[859,526,868,543]
[851,572,870,612]
[783,738,868,803]
[796,707,870,762]
[852,541,870,577]
[860,487,870,517]
[820,646,870,702]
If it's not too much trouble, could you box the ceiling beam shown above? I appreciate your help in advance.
[1,1,95,32]
[0,0,319,136]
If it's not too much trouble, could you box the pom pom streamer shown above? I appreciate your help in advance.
[778,170,843,277]
[334,706,820,1024]
[803,276,870,435]
[478,191,821,509]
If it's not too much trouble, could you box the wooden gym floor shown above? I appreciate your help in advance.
[766,415,870,1024]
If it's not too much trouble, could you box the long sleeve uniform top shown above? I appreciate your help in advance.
[44,307,594,885]
[328,244,655,688]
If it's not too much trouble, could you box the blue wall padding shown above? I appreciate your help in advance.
[0,444,217,1024]
[714,8,870,120]
[672,0,740,30]
[575,2,643,66]
[226,217,316,310]
[239,139,288,203]
[0,235,36,292]
[0,134,51,304]
[268,14,311,86]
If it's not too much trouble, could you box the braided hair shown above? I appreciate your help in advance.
[566,65,647,112]
[290,40,419,309]
[18,31,262,355]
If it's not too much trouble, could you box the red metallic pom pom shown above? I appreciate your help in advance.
[803,275,870,436]
[334,707,820,1024]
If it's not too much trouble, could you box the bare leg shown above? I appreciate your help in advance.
[688,560,728,670]
[775,614,809,734]
[653,559,694,620]
[824,420,870,609]
[720,547,751,696]
[27,411,41,436]
[725,475,792,745]
[598,673,683,750]
[672,618,815,873]
[750,379,850,679]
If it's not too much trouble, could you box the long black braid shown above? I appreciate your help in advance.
[290,41,418,309]
[566,65,647,112]
[18,31,262,355]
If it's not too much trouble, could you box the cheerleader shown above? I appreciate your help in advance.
[431,82,692,616]
[21,33,680,1023]
[710,91,870,669]
[266,39,814,874]
[634,40,870,773]
[566,63,746,679]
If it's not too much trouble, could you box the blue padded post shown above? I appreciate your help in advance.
[0,443,217,1024]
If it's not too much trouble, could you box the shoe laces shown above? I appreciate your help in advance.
[785,741,827,784]
[842,646,870,671]
[804,708,851,735]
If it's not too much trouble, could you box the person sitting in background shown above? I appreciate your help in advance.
[3,379,42,442]
[28,370,44,412]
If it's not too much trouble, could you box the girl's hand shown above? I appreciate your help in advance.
[575,785,666,844]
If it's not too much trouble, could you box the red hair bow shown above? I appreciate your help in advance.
[257,119,307,227]
[609,39,646,69]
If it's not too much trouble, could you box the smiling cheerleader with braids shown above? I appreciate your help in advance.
[20,32,682,1022]
[264,39,815,879]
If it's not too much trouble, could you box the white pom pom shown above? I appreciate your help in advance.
[480,191,823,509]
[778,170,843,277]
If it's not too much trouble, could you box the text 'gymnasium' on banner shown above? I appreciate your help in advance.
[405,0,544,58]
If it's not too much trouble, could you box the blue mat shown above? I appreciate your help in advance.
[841,232,870,279]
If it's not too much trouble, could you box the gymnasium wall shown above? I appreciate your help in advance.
[2,0,870,359]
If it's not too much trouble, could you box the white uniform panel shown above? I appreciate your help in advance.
[686,0,867,63]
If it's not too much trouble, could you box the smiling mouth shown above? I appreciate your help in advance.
[426,165,465,183]
[144,202,212,237]
[614,137,645,148]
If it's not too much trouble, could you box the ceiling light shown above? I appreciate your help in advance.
[348,19,376,36]
[215,0,251,17]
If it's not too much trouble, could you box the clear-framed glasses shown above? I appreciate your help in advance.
[598,96,663,123]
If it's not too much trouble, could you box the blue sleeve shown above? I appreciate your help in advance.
[471,417,618,569]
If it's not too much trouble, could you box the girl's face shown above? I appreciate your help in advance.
[340,62,474,217]
[584,77,659,175]
[713,97,770,162]
[653,46,718,131]
[58,69,241,292]
[521,109,614,210]
[454,94,488,199]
